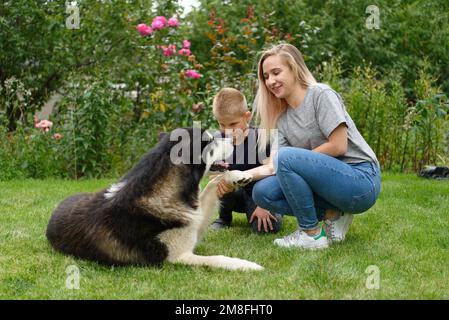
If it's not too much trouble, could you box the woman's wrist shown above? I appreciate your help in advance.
[245,164,275,181]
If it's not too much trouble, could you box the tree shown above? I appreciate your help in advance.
[0,0,153,131]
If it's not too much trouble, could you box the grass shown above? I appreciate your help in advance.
[0,173,448,299]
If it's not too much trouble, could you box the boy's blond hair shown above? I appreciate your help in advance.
[212,88,248,118]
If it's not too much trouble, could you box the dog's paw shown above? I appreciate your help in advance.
[223,170,253,187]
[225,257,264,271]
[240,261,264,271]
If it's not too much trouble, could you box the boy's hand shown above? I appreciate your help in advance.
[216,179,235,198]
[249,207,278,233]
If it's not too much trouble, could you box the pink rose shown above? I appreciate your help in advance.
[185,70,201,79]
[192,103,204,113]
[151,16,167,30]
[178,48,191,56]
[136,23,153,36]
[35,119,53,132]
[53,133,63,140]
[151,20,164,30]
[160,44,176,57]
[168,17,179,27]
[155,16,167,24]
[182,39,191,49]
[163,49,173,57]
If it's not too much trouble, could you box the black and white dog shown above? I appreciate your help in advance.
[46,128,263,271]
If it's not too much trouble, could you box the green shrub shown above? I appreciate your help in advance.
[335,62,448,172]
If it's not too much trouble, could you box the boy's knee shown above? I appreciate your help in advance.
[249,214,283,235]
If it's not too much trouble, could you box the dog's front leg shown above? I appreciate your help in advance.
[223,170,253,187]
[196,171,253,241]
[171,252,263,271]
[196,175,222,241]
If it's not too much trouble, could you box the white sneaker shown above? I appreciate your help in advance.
[273,228,329,250]
[324,212,353,243]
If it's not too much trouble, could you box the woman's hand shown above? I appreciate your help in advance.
[249,207,278,233]
[216,179,234,198]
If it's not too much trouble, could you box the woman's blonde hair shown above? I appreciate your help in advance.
[252,43,317,146]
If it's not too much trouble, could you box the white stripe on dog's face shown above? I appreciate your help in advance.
[104,181,126,199]
[204,138,233,173]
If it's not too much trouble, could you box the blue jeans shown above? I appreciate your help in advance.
[252,147,381,230]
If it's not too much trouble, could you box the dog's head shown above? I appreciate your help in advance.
[201,129,233,172]
[160,127,233,173]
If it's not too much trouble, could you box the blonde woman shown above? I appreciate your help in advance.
[240,43,381,250]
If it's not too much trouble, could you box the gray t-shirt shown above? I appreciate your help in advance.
[275,83,378,165]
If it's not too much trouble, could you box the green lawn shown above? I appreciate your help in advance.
[0,174,448,299]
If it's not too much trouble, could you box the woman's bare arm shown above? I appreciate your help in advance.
[313,124,348,157]
[245,125,347,181]
[243,149,277,181]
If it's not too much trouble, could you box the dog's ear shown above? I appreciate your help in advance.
[159,132,168,141]
[203,129,214,142]
[202,129,222,142]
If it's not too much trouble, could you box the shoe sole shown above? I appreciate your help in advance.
[300,241,329,250]
[273,240,329,250]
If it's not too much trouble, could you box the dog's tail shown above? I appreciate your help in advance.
[170,253,263,271]
[46,193,91,253]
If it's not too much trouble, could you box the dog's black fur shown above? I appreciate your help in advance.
[46,128,215,266]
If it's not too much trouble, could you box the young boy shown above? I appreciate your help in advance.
[210,88,283,234]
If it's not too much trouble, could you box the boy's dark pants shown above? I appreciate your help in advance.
[219,188,282,234]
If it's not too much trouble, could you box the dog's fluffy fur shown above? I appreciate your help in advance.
[46,128,262,271]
